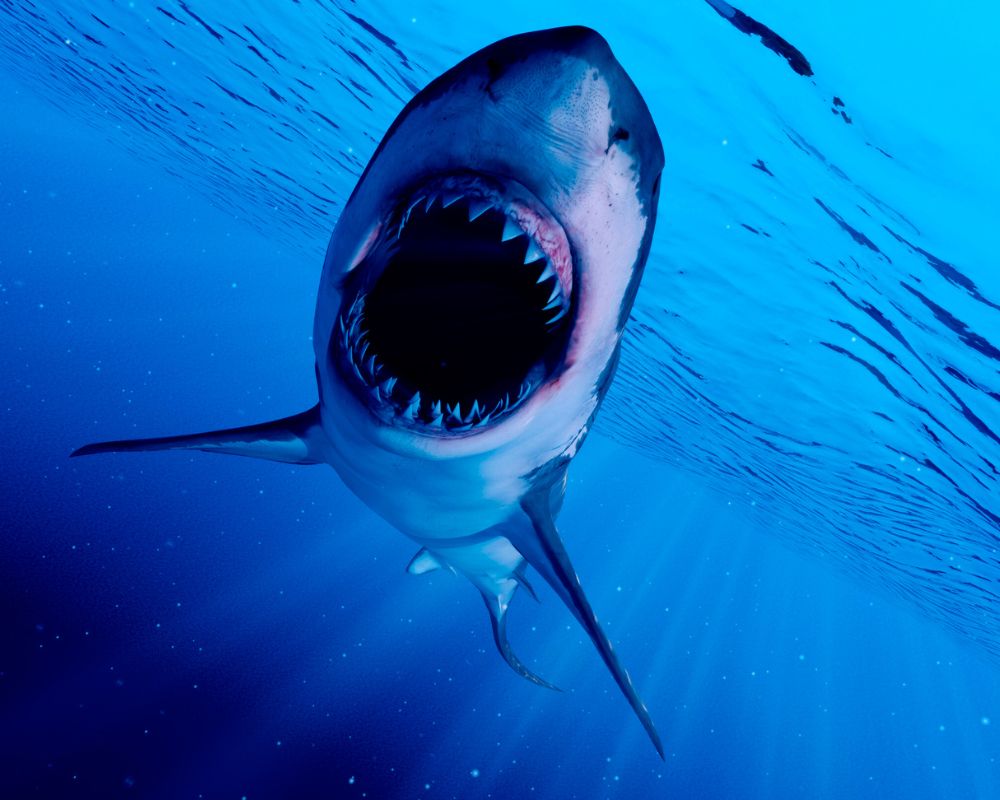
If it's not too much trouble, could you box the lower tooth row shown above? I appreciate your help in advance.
[377,384,531,428]
[342,311,532,427]
[340,295,540,428]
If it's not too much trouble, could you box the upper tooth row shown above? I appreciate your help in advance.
[399,192,568,319]
[399,193,560,263]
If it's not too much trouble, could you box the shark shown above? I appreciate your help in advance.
[72,26,665,756]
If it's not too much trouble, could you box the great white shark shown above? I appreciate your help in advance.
[73,26,665,756]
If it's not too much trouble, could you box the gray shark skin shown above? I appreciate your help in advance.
[73,27,665,756]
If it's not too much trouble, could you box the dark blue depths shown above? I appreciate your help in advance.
[1,2,999,798]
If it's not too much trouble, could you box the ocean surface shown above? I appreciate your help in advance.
[2,1,998,798]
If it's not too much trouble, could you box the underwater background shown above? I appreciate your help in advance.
[2,1,998,798]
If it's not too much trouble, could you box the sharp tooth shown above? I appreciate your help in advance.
[351,360,365,384]
[404,196,424,224]
[446,402,462,424]
[403,391,421,417]
[463,400,480,424]
[542,284,563,311]
[547,305,568,325]
[365,354,378,378]
[430,399,442,417]
[442,192,463,208]
[523,241,545,264]
[380,376,398,398]
[358,339,370,364]
[478,412,491,425]
[427,407,444,427]
[467,199,491,221]
[536,261,556,284]
[424,193,439,212]
[501,217,524,242]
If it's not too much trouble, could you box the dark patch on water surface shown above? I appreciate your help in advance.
[901,283,1000,363]
[884,226,1000,312]
[704,0,813,77]
[821,342,903,399]
[156,7,186,26]
[814,198,886,257]
[831,95,853,124]
[740,222,771,237]
[944,366,1000,403]
[177,1,223,42]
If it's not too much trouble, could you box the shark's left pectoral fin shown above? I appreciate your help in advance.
[71,405,326,465]
[406,548,456,575]
[512,486,665,759]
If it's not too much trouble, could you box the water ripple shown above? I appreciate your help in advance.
[2,1,996,658]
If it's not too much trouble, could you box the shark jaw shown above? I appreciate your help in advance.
[335,173,574,434]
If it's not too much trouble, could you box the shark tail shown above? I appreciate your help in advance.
[513,486,665,760]
[70,405,326,464]
[478,576,560,691]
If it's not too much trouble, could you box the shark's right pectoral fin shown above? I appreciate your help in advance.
[71,405,326,465]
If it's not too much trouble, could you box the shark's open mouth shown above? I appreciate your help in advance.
[335,175,574,432]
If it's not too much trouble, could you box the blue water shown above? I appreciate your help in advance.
[2,2,998,798]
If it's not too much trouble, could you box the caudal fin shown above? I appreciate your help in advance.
[405,544,557,690]
[71,405,325,465]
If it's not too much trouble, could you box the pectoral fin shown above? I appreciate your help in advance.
[71,405,325,465]
[406,548,456,575]
[512,486,664,759]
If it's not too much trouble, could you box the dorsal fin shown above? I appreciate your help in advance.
[512,485,665,759]
[71,405,325,464]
